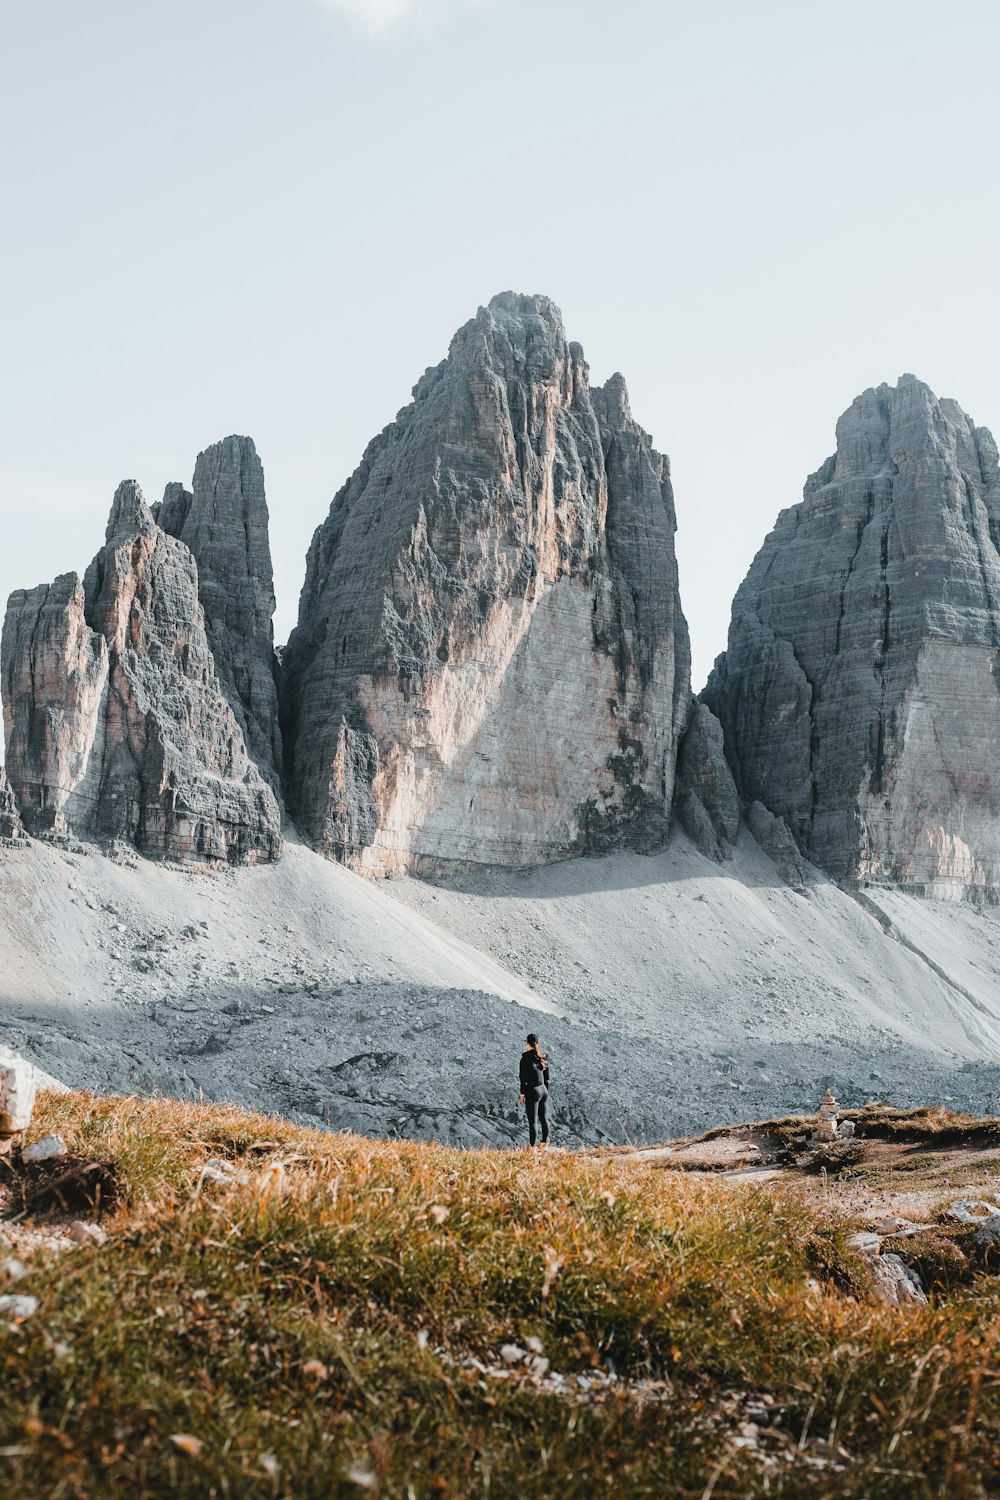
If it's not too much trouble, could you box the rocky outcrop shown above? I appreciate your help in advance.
[0,767,23,841]
[673,702,739,861]
[155,436,282,787]
[2,481,281,864]
[706,375,1000,899]
[745,802,809,889]
[2,573,110,840]
[282,291,691,874]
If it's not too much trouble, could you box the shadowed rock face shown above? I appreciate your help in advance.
[282,291,691,874]
[673,701,739,863]
[2,480,281,864]
[155,436,282,788]
[0,766,23,840]
[705,374,1000,899]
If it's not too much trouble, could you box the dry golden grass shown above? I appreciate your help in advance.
[3,1092,1000,1497]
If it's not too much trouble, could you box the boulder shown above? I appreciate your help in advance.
[867,1252,928,1307]
[282,292,691,874]
[706,375,1000,898]
[0,1048,36,1136]
[975,1215,1000,1248]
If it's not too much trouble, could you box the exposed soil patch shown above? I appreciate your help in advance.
[0,1150,122,1220]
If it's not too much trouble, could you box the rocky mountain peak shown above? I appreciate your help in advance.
[105,479,155,544]
[2,453,282,864]
[484,289,566,336]
[705,375,1000,897]
[282,291,690,874]
[597,371,633,426]
[157,434,282,785]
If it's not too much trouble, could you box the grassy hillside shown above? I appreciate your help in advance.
[3,1094,1000,1497]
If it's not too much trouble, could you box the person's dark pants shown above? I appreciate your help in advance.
[526,1086,549,1146]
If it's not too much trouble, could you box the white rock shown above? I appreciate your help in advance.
[945,1200,1000,1224]
[197,1159,236,1186]
[868,1253,927,1308]
[68,1221,107,1248]
[0,1048,37,1135]
[21,1133,68,1164]
[974,1215,1000,1247]
[0,1258,28,1287]
[195,1157,251,1188]
[500,1344,526,1365]
[0,1294,38,1323]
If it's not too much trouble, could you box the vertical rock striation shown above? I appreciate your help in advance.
[2,480,281,863]
[673,701,740,862]
[0,766,23,840]
[705,374,1000,899]
[155,435,282,787]
[282,291,691,874]
[2,572,110,839]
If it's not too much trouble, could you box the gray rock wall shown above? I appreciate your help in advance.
[282,291,691,874]
[705,375,1000,898]
[673,701,740,862]
[2,481,281,864]
[155,435,282,789]
[0,767,23,841]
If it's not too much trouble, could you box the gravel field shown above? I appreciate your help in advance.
[3,827,1000,1144]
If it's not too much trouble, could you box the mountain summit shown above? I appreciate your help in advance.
[282,291,691,874]
[706,374,1000,897]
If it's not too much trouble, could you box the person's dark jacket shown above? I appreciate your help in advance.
[519,1049,550,1096]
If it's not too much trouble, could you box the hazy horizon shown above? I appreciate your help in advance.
[3,0,999,701]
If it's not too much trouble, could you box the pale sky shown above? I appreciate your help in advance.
[3,0,999,707]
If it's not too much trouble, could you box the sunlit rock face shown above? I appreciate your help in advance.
[282,291,691,874]
[705,375,1000,900]
[2,480,281,864]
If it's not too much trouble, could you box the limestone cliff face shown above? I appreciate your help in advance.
[0,766,23,840]
[673,701,739,863]
[2,572,110,841]
[283,291,691,873]
[2,481,281,863]
[705,374,1000,898]
[155,436,282,786]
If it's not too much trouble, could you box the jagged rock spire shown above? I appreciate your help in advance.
[2,474,282,865]
[157,435,282,787]
[105,479,155,543]
[282,290,691,874]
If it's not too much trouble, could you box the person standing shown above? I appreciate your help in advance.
[518,1033,550,1147]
